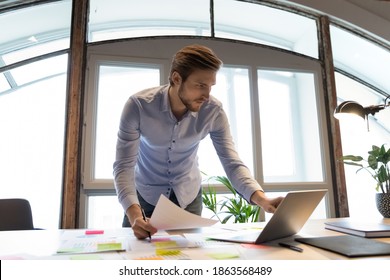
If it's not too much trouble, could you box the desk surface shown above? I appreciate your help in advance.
[1,218,389,260]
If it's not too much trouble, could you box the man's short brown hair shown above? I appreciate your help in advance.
[169,44,223,85]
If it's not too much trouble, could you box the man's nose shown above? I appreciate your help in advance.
[203,87,211,99]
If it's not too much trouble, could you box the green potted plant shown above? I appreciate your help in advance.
[341,144,390,217]
[202,175,261,223]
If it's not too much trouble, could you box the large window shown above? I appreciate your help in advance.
[331,25,390,219]
[1,0,389,229]
[0,1,71,230]
[0,56,68,229]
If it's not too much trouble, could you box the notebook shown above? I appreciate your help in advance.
[208,189,327,244]
[295,235,390,257]
[324,219,390,238]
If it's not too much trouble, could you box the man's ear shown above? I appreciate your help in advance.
[171,71,182,85]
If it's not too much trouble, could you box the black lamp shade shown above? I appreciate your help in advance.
[334,101,366,119]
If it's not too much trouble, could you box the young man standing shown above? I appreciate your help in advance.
[113,44,283,239]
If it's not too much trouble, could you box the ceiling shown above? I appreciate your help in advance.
[347,0,390,22]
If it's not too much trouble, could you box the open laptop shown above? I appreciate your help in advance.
[208,189,327,244]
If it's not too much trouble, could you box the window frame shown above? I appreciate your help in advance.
[83,54,168,190]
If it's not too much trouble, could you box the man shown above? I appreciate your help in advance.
[113,44,283,239]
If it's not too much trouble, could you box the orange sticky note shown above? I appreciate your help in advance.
[134,256,164,260]
[241,243,268,249]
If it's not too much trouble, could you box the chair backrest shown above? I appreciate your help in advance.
[0,198,35,230]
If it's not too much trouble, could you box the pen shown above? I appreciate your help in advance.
[141,207,152,241]
[278,242,303,253]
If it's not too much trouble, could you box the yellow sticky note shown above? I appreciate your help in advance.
[155,248,181,256]
[154,241,178,248]
[207,252,239,259]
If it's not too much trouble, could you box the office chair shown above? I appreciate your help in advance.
[0,198,35,231]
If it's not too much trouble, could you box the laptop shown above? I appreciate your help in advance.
[208,189,327,244]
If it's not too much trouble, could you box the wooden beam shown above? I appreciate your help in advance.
[318,16,349,217]
[61,0,88,228]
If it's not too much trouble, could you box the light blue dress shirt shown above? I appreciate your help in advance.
[113,85,263,212]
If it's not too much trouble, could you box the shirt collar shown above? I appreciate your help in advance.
[161,85,198,118]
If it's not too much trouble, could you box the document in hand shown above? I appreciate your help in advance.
[149,195,218,230]
[324,219,390,238]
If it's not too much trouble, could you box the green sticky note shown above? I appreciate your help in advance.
[97,242,122,251]
[57,248,84,254]
[70,254,102,260]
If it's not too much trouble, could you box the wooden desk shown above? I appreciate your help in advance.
[1,218,389,260]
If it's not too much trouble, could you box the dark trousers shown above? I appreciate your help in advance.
[122,189,203,227]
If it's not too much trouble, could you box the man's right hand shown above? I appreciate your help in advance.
[126,204,157,239]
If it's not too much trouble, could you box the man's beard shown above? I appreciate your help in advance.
[178,85,205,112]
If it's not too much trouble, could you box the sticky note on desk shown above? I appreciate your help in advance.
[70,254,102,260]
[207,252,240,259]
[155,248,182,256]
[97,242,122,251]
[85,230,104,235]
[154,241,178,248]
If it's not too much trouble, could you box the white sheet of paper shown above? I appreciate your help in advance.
[149,195,218,230]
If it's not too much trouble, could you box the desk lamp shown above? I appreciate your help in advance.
[334,95,390,131]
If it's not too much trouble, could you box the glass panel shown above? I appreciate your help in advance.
[335,72,390,220]
[94,64,161,179]
[214,0,318,58]
[0,63,67,229]
[0,0,71,65]
[88,0,211,42]
[0,72,10,93]
[330,25,390,93]
[3,39,70,66]
[263,192,327,221]
[10,55,68,86]
[87,196,124,228]
[198,66,254,178]
[258,70,323,182]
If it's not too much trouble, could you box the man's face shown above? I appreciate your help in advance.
[177,69,217,112]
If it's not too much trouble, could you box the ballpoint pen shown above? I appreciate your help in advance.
[278,242,303,253]
[141,207,152,241]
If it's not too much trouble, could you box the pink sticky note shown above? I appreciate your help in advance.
[85,230,104,235]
